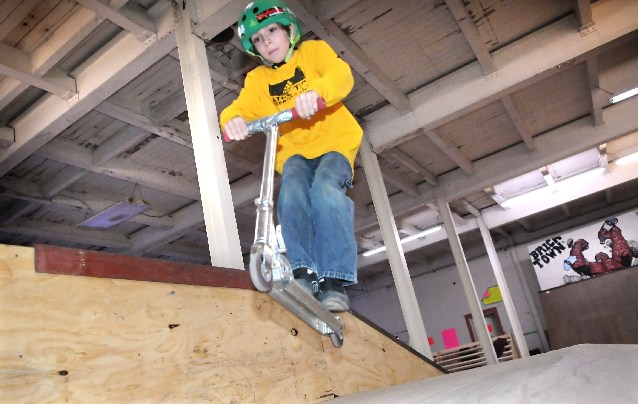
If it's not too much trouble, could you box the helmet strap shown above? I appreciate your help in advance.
[283,23,298,63]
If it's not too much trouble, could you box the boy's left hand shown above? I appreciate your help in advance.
[295,91,320,120]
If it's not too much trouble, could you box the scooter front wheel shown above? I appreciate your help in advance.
[249,245,273,292]
[330,317,344,348]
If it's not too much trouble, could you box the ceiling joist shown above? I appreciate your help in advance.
[285,0,412,114]
[0,43,77,101]
[364,0,638,153]
[444,0,497,75]
[75,0,157,44]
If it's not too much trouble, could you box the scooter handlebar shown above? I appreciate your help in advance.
[223,97,326,143]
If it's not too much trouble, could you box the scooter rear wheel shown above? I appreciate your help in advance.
[249,248,273,292]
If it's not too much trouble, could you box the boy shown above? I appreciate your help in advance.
[221,0,363,311]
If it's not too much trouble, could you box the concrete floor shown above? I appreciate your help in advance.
[331,344,638,403]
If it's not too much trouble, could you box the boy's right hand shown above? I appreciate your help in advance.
[223,116,248,141]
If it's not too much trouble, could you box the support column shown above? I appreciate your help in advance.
[436,196,498,365]
[508,244,550,352]
[172,2,243,269]
[359,137,432,358]
[476,215,530,358]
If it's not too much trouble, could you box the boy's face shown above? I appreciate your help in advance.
[250,23,290,64]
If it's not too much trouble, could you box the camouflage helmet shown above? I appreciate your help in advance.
[237,0,302,63]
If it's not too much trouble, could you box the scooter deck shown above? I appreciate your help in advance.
[269,277,344,338]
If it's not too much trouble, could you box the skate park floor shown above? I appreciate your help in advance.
[331,344,638,403]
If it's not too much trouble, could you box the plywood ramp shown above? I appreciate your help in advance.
[0,244,443,403]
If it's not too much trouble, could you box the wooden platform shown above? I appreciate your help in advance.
[0,244,443,402]
[539,266,638,350]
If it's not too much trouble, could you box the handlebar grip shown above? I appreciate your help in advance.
[222,131,231,143]
[290,97,327,120]
[223,97,327,143]
[317,97,327,110]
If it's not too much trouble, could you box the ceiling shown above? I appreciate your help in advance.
[1,0,638,281]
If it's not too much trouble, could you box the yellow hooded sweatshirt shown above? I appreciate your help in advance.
[220,40,363,175]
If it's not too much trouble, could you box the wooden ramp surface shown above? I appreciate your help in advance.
[0,244,443,403]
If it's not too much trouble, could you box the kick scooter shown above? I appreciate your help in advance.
[223,99,345,348]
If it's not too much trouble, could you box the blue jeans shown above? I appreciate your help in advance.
[277,152,357,285]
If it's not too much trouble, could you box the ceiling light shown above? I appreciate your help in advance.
[78,198,150,229]
[362,225,442,257]
[615,151,638,166]
[500,166,606,208]
[610,87,638,104]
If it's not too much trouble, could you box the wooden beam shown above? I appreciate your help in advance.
[355,96,638,233]
[285,0,412,114]
[0,176,174,229]
[0,201,39,225]
[501,95,536,150]
[425,129,474,174]
[0,0,40,41]
[0,7,101,112]
[95,101,193,147]
[585,57,604,126]
[444,0,497,75]
[573,0,595,32]
[0,126,14,149]
[3,219,131,248]
[75,0,156,44]
[168,49,242,93]
[0,43,77,101]
[40,165,86,198]
[127,202,207,255]
[34,244,254,288]
[460,198,481,218]
[386,148,437,186]
[364,0,638,152]
[99,97,262,173]
[92,125,149,164]
[379,165,420,198]
[0,3,175,177]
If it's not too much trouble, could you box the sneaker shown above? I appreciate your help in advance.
[318,278,350,312]
[293,267,319,297]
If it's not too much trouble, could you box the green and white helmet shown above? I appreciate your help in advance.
[237,0,302,64]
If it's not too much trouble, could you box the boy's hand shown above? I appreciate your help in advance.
[295,91,320,120]
[223,116,248,141]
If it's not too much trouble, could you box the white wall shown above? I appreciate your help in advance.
[351,246,547,355]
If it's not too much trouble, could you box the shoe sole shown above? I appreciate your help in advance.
[320,296,350,312]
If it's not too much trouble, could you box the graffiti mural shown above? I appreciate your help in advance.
[528,210,638,291]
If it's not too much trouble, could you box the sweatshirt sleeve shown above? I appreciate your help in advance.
[219,69,273,128]
[304,41,355,107]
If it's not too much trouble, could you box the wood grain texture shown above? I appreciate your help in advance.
[1,244,442,402]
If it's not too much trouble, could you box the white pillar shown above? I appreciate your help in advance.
[173,2,244,269]
[359,137,432,358]
[508,244,550,352]
[476,215,530,358]
[436,197,498,365]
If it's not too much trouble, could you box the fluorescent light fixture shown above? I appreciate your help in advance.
[610,87,638,104]
[615,151,638,166]
[362,225,443,257]
[78,198,150,229]
[500,166,606,208]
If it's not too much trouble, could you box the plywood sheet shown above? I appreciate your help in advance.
[0,244,443,403]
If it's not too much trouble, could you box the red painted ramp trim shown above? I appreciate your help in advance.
[34,244,255,290]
